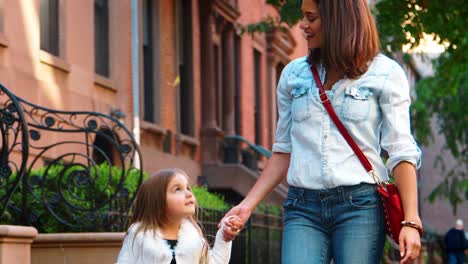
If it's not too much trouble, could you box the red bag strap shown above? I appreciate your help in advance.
[310,66,381,185]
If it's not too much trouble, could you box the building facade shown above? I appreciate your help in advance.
[1,0,463,230]
[0,0,306,205]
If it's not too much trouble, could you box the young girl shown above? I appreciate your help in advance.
[117,168,241,264]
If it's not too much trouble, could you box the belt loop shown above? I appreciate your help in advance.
[338,187,344,203]
[298,188,305,205]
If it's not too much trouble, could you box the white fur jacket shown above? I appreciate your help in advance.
[116,219,232,264]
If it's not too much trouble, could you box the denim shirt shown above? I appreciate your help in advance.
[272,54,422,189]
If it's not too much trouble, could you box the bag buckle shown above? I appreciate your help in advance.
[319,92,330,103]
[369,170,382,186]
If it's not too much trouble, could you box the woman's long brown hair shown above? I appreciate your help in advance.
[307,0,380,78]
[127,168,209,264]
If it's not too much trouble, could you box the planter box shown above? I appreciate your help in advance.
[0,225,38,264]
[32,233,125,264]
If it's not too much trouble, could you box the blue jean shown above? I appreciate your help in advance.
[282,183,386,264]
[447,252,464,264]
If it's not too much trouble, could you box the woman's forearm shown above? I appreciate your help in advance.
[240,153,290,211]
[393,161,421,224]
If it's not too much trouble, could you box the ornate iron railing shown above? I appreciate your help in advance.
[0,86,29,222]
[0,84,143,232]
[223,134,272,171]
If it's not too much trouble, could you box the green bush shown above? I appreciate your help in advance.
[1,163,147,232]
[0,164,232,232]
[255,202,282,216]
[193,186,229,210]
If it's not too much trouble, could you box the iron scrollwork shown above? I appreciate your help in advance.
[0,85,29,222]
[0,84,143,232]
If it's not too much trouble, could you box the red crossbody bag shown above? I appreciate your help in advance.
[309,66,422,246]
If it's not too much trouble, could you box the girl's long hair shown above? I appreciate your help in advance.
[127,168,209,264]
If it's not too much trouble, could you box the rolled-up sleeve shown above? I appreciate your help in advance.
[272,65,293,153]
[380,63,422,173]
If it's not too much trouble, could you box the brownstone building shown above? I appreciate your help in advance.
[1,0,463,230]
[0,0,306,205]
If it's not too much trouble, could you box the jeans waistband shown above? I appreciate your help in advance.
[288,183,377,201]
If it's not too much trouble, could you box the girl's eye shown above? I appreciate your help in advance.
[175,187,181,192]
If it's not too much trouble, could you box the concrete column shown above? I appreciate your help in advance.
[0,225,38,264]
[266,55,277,149]
[199,0,216,130]
[200,0,223,164]
[222,25,235,135]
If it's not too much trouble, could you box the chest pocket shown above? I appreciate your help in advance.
[341,86,373,121]
[290,86,312,122]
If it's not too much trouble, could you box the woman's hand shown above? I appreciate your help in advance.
[218,204,253,241]
[392,162,422,263]
[399,225,421,263]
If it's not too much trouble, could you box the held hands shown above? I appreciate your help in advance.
[219,215,242,242]
[218,204,252,241]
[399,221,422,264]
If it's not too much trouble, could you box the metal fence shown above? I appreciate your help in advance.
[0,84,144,232]
[199,207,283,264]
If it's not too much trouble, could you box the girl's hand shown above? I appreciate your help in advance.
[399,226,421,263]
[218,204,252,241]
[225,215,242,230]
[220,215,242,242]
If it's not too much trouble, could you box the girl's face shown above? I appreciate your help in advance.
[299,0,322,49]
[165,173,196,220]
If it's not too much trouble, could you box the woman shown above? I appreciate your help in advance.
[222,0,422,263]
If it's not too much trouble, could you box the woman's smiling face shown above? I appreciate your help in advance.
[299,0,322,49]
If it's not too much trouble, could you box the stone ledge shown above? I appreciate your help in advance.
[94,74,116,92]
[140,121,166,136]
[39,50,71,73]
[0,225,38,239]
[33,232,125,245]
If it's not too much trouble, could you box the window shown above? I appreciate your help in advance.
[94,0,109,77]
[254,49,262,145]
[176,0,194,136]
[40,0,59,56]
[142,0,160,123]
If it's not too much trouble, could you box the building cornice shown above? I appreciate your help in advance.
[212,0,240,24]
[267,28,297,63]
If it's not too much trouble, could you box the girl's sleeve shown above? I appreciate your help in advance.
[208,229,232,264]
[379,62,422,173]
[116,228,142,263]
[272,64,293,153]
